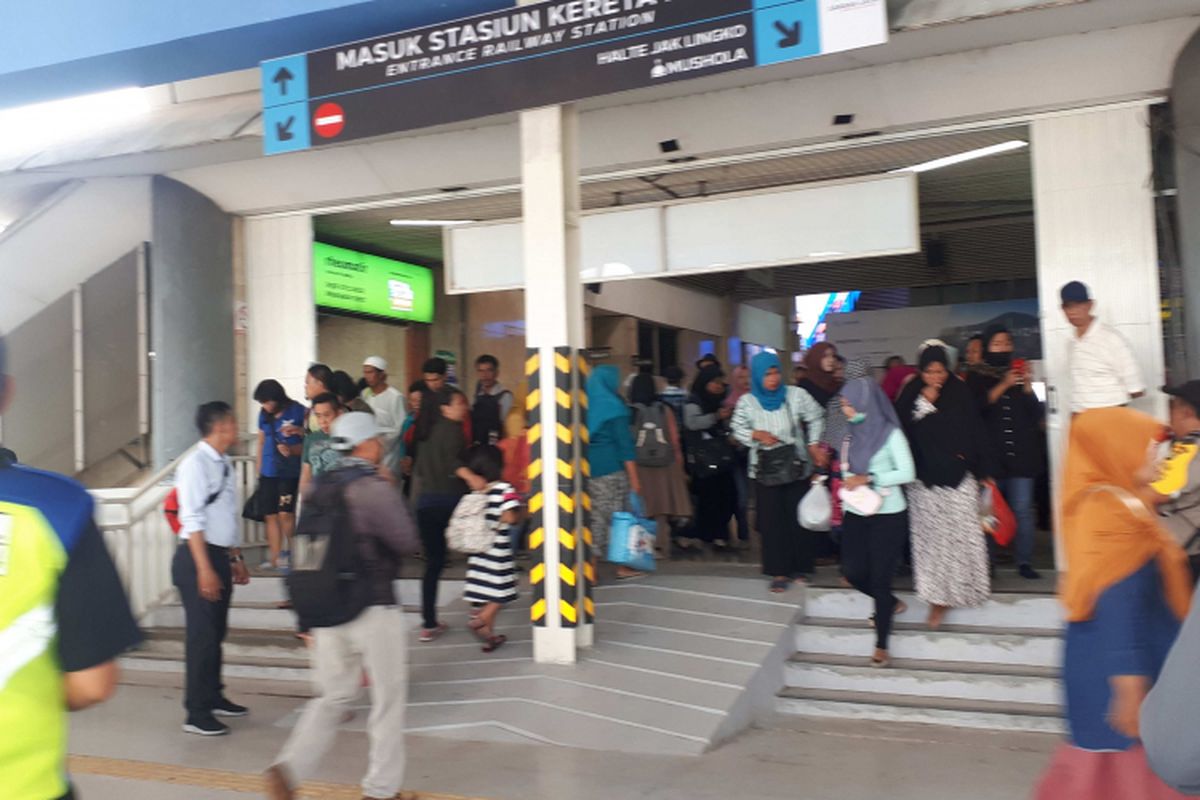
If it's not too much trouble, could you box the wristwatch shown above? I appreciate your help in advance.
[230,554,245,564]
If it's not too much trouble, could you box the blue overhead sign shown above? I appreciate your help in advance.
[262,0,888,156]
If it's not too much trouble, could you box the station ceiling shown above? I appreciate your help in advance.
[314,125,1034,300]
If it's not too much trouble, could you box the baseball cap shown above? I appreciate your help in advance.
[1164,381,1200,414]
[1060,281,1091,305]
[363,355,388,372]
[331,412,380,451]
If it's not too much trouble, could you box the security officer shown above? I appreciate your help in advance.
[0,332,141,798]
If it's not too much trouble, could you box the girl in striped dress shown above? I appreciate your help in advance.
[462,445,523,653]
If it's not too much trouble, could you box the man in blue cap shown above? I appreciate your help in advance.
[1061,280,1145,413]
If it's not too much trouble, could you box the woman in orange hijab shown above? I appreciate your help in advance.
[1036,408,1193,799]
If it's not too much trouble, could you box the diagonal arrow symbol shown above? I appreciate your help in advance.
[774,20,802,49]
[276,117,295,142]
[273,67,295,96]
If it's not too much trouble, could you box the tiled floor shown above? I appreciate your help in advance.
[69,685,1060,800]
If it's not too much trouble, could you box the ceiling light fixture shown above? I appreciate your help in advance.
[890,140,1028,174]
[389,219,475,227]
[0,88,152,158]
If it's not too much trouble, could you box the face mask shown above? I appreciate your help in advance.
[849,412,867,425]
[984,351,1012,368]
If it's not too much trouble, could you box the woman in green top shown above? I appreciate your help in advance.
[838,376,916,667]
[586,365,643,580]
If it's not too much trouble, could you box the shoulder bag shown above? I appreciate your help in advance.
[756,394,806,487]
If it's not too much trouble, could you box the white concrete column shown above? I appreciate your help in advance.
[522,102,586,664]
[1032,104,1164,567]
[243,215,317,433]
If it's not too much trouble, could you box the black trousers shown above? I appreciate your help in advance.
[841,511,909,650]
[171,543,233,716]
[755,479,814,578]
[417,504,454,630]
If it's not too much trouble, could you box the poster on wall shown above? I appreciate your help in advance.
[825,299,1041,368]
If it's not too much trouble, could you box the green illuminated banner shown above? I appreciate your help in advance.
[313,242,434,323]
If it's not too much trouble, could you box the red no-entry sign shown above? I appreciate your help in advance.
[313,102,345,138]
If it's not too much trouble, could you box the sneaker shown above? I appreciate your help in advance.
[183,715,229,736]
[419,623,447,643]
[279,550,291,572]
[213,697,249,717]
[1019,564,1042,580]
[258,561,276,572]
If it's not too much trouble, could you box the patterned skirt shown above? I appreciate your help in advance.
[907,476,990,608]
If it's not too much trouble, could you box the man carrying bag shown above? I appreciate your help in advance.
[266,413,419,800]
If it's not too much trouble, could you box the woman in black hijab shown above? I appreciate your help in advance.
[628,373,692,552]
[964,325,1044,580]
[897,345,993,629]
[682,365,738,550]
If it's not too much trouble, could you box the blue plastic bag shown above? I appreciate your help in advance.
[606,493,657,572]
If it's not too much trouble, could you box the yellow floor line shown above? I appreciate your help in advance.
[68,755,481,799]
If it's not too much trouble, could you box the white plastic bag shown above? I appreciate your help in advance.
[798,478,833,532]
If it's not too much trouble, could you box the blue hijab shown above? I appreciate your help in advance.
[842,377,901,474]
[587,365,629,436]
[750,352,788,412]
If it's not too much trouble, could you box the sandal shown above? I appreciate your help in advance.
[769,578,791,594]
[482,634,507,653]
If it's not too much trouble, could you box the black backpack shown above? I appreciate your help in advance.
[472,387,511,445]
[632,403,675,467]
[286,467,374,630]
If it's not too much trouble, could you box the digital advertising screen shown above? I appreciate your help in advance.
[313,242,434,324]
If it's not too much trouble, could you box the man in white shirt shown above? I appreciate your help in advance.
[172,401,250,736]
[361,355,405,438]
[1061,281,1145,413]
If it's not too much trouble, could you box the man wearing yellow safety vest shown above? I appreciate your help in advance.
[0,332,142,798]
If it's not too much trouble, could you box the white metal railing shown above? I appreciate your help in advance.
[93,440,264,619]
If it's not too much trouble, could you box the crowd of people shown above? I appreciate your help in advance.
[11,278,1200,799]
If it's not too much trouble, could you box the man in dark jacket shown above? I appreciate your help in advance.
[266,412,419,800]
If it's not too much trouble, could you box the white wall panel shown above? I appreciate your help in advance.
[1032,106,1162,566]
[587,280,729,338]
[580,207,663,281]
[665,175,918,274]
[244,215,316,432]
[447,174,917,293]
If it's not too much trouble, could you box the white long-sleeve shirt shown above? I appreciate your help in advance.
[365,385,406,438]
[731,386,825,479]
[1068,320,1145,412]
[176,441,239,547]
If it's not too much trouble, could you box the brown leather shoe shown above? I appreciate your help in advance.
[264,765,294,800]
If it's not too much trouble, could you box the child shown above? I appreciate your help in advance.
[462,444,523,653]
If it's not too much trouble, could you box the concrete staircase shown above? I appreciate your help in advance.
[778,584,1065,733]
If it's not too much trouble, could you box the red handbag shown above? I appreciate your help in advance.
[982,480,1017,547]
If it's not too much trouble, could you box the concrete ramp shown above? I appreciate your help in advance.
[128,574,802,757]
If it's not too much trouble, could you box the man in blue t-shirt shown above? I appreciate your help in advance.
[253,380,305,571]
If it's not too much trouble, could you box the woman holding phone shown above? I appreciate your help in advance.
[964,326,1044,579]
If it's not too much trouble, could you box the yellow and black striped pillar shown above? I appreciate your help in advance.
[577,351,595,629]
[526,347,579,629]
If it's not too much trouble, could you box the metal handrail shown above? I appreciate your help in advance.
[93,438,265,619]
